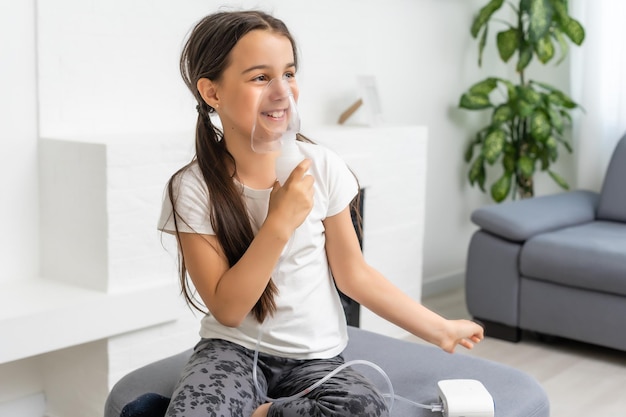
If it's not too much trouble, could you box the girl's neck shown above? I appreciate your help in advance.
[225,137,277,189]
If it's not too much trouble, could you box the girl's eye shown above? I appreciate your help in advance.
[251,72,295,83]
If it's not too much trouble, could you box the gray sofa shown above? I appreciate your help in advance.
[466,132,626,351]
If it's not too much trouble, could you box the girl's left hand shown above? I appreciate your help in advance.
[439,319,484,353]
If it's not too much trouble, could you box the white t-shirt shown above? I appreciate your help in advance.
[158,141,359,359]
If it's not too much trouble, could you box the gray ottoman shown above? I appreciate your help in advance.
[104,327,549,417]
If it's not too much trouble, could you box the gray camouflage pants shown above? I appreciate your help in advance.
[165,338,389,417]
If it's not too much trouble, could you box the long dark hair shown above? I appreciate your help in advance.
[167,11,298,323]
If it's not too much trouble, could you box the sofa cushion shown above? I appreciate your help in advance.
[471,190,599,242]
[520,221,626,296]
[597,133,626,222]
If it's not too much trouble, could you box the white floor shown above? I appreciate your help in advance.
[407,287,626,417]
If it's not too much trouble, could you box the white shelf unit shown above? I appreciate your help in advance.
[0,133,199,417]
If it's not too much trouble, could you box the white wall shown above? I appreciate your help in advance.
[0,0,38,285]
[0,0,44,410]
[1,0,573,415]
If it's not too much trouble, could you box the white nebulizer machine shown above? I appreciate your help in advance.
[251,77,304,185]
[437,379,494,417]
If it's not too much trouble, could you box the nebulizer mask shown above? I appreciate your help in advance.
[251,78,304,185]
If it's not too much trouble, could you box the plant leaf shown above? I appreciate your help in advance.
[502,79,517,100]
[515,86,540,116]
[460,93,492,110]
[478,26,488,67]
[468,156,486,192]
[552,1,585,45]
[552,28,569,65]
[550,0,570,24]
[546,135,558,161]
[491,174,512,202]
[560,109,573,125]
[547,106,563,134]
[533,81,579,109]
[548,91,577,109]
[477,169,486,191]
[492,104,514,125]
[483,129,506,164]
[497,28,519,62]
[471,0,505,38]
[555,135,573,153]
[531,79,559,93]
[517,99,535,118]
[469,77,499,95]
[562,18,585,45]
[531,109,552,141]
[503,150,516,173]
[549,170,570,190]
[518,155,535,177]
[531,82,573,109]
[517,42,534,72]
[535,33,555,63]
[464,140,475,163]
[529,0,554,43]
[520,86,542,105]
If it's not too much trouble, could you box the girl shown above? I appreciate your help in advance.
[159,10,484,417]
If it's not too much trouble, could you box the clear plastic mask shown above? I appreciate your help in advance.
[251,78,300,153]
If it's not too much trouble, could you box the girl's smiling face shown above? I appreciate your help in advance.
[202,29,298,149]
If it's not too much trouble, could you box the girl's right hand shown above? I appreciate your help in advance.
[266,159,314,237]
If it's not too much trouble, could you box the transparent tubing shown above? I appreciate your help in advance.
[251,326,444,413]
[391,395,445,413]
[251,327,394,411]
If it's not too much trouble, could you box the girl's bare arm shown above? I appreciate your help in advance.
[323,206,483,352]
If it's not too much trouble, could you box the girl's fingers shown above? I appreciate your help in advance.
[460,339,474,349]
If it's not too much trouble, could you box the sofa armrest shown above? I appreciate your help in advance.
[471,190,600,242]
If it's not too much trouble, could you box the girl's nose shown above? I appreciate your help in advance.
[266,78,291,102]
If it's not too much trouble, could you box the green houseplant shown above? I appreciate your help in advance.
[459,0,585,202]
